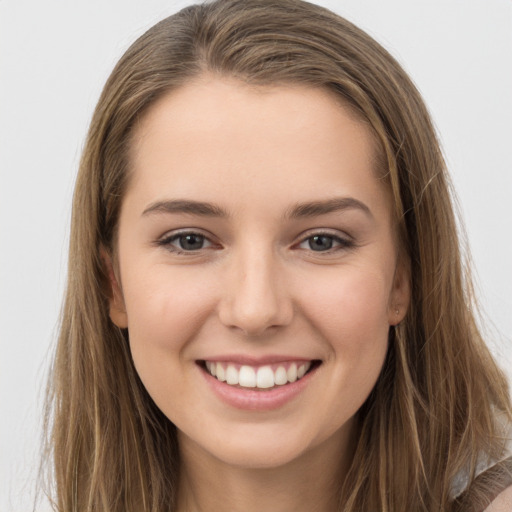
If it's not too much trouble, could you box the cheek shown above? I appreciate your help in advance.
[303,265,392,340]
[300,264,391,390]
[302,268,391,421]
[119,266,222,425]
[120,265,216,384]
[123,265,211,336]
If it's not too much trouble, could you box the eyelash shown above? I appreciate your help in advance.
[155,230,355,255]
[297,232,354,252]
[155,231,214,255]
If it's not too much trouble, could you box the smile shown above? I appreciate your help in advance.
[203,360,317,390]
[198,358,322,410]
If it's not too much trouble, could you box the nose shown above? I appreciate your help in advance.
[217,245,293,337]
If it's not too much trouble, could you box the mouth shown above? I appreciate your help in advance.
[198,359,322,391]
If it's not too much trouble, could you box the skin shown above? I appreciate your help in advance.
[107,75,409,512]
[485,486,512,512]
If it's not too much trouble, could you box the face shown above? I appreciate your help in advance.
[108,76,409,470]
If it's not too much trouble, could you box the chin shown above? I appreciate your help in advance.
[214,439,311,470]
[178,421,319,470]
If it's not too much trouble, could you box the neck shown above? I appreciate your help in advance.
[176,422,357,512]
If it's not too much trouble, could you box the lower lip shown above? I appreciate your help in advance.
[200,363,319,411]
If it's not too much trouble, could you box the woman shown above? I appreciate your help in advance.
[44,0,512,510]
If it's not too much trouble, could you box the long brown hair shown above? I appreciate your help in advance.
[43,0,512,510]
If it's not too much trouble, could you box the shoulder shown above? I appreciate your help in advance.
[452,456,512,511]
[483,484,512,512]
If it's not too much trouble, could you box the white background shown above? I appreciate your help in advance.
[1,1,511,510]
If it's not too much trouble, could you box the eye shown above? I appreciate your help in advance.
[298,233,353,252]
[157,231,213,252]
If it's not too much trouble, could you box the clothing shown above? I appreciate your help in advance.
[450,412,512,510]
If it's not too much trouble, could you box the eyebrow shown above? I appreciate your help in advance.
[285,197,373,219]
[142,199,228,218]
[141,196,372,219]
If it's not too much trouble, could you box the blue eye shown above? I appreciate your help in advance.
[158,232,212,252]
[298,233,352,252]
[308,235,334,251]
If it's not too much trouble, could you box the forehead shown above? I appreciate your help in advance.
[131,76,374,156]
[125,76,389,219]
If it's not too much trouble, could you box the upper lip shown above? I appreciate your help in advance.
[199,355,318,365]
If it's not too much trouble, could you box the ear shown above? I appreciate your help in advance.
[387,259,410,326]
[100,246,128,329]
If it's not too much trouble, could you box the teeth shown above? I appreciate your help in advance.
[297,364,307,379]
[274,366,288,385]
[287,363,297,383]
[216,363,226,382]
[206,361,313,389]
[226,365,239,385]
[256,366,274,388]
[239,366,256,387]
